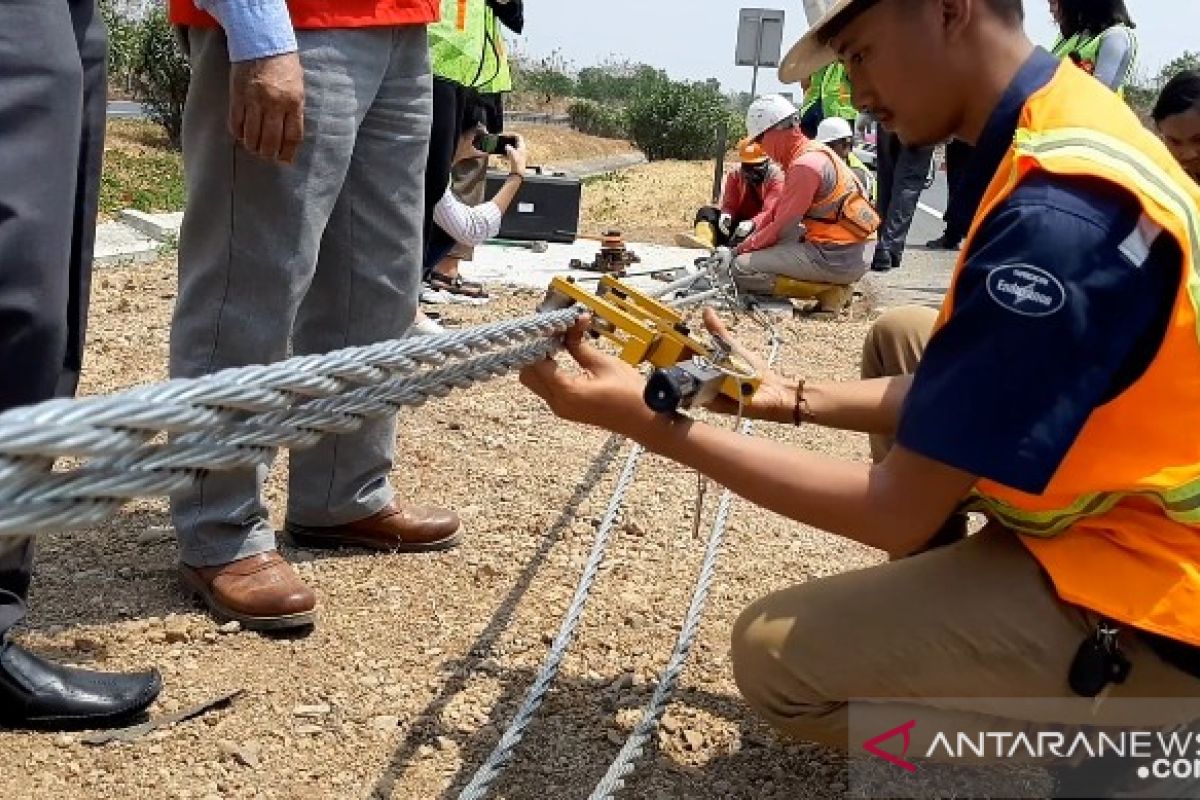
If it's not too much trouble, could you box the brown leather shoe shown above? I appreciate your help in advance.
[180,552,316,631]
[283,502,462,553]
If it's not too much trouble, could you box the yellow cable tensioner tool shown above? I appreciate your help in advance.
[537,274,761,414]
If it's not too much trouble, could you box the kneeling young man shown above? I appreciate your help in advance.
[522,0,1200,792]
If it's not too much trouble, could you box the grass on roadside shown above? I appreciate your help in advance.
[100,119,184,220]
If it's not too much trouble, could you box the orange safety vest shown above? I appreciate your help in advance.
[933,61,1200,646]
[802,142,880,246]
[168,0,439,30]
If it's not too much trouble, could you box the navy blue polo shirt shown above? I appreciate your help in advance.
[895,48,1183,494]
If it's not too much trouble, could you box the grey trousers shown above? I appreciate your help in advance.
[732,238,870,292]
[875,130,934,258]
[170,26,432,567]
[0,0,106,633]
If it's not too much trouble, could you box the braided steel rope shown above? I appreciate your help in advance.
[456,441,644,800]
[589,334,782,800]
[0,311,579,535]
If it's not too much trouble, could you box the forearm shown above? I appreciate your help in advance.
[626,411,928,554]
[489,174,524,214]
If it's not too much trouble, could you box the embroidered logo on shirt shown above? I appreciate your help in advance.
[986,265,1066,317]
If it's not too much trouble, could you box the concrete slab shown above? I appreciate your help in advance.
[860,248,957,309]
[94,221,160,268]
[118,210,183,242]
[457,238,704,296]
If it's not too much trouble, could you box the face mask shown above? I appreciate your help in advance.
[742,163,769,184]
[759,125,804,163]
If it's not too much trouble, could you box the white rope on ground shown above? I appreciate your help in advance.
[456,441,645,800]
[0,310,579,536]
[589,333,783,800]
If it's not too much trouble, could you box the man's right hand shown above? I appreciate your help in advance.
[700,307,795,422]
[504,135,529,177]
[228,52,305,164]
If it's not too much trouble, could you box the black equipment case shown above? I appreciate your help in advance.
[484,167,581,243]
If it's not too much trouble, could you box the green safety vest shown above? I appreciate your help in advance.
[801,63,856,121]
[1050,26,1137,97]
[429,0,490,88]
[477,8,512,94]
[848,151,876,203]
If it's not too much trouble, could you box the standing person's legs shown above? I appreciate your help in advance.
[422,76,467,278]
[871,130,899,270]
[0,0,87,635]
[0,0,160,726]
[286,25,440,528]
[170,28,380,570]
[875,144,934,269]
[929,138,973,247]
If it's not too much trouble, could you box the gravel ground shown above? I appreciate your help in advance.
[0,257,972,799]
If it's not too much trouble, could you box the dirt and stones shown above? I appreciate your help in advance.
[0,257,896,799]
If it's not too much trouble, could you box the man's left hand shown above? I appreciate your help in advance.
[519,316,652,435]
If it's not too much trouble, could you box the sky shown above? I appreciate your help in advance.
[510,0,1196,96]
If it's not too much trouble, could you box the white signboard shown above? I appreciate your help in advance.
[735,8,786,68]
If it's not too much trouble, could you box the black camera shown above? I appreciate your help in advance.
[473,132,520,155]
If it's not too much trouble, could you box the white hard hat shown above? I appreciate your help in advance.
[746,94,799,141]
[815,116,854,144]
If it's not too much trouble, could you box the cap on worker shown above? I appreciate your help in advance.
[746,94,800,141]
[738,138,770,164]
[815,116,854,144]
[779,0,868,85]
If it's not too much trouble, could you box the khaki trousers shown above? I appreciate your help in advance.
[730,307,1200,757]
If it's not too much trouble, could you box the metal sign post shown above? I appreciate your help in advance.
[735,8,785,99]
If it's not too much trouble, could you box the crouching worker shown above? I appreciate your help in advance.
[733,93,879,312]
[521,0,1200,795]
[676,140,784,250]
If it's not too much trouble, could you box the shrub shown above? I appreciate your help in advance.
[100,0,142,94]
[627,79,742,161]
[567,99,628,140]
[132,7,190,149]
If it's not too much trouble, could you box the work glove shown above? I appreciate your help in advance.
[729,220,755,248]
[718,213,734,238]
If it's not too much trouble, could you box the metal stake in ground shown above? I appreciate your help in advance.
[589,335,782,800]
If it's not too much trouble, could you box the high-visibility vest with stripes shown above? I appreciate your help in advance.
[801,63,856,121]
[933,61,1200,647]
[168,0,438,30]
[429,0,489,88]
[1050,26,1137,97]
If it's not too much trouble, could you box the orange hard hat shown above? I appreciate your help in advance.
[738,138,769,165]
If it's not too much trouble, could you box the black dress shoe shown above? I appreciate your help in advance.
[924,234,962,250]
[870,250,898,272]
[0,637,162,730]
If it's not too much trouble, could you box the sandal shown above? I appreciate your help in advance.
[428,271,488,299]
